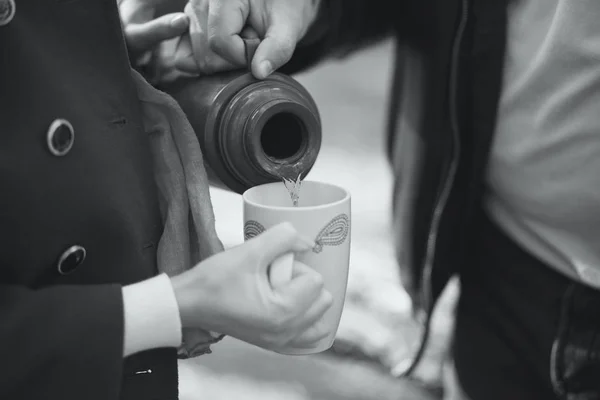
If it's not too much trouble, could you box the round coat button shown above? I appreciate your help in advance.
[0,0,15,26]
[47,119,75,156]
[56,245,86,275]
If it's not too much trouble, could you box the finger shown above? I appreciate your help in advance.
[173,34,200,73]
[309,286,335,318]
[184,1,208,61]
[253,222,315,263]
[241,25,260,40]
[175,35,240,74]
[251,16,300,79]
[280,290,334,349]
[176,2,241,74]
[118,0,152,26]
[295,286,334,333]
[287,321,331,349]
[125,12,190,53]
[290,260,316,279]
[286,328,330,349]
[273,261,324,311]
[268,253,294,288]
[155,36,181,69]
[144,37,180,84]
[207,0,249,66]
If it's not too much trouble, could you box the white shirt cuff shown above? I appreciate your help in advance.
[122,273,183,357]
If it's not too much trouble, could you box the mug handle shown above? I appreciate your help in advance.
[268,253,294,287]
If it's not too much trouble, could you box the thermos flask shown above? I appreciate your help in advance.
[162,38,322,194]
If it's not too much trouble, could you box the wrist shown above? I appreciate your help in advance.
[170,271,219,331]
[170,272,194,328]
[122,274,182,356]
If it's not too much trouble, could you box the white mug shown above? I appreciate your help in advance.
[242,180,351,355]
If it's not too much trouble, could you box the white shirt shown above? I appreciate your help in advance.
[486,0,600,286]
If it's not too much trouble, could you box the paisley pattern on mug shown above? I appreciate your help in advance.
[243,213,350,253]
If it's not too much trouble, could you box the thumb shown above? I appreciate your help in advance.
[250,18,300,79]
[125,12,190,53]
[252,222,315,263]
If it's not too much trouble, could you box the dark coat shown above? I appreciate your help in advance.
[285,0,509,374]
[0,0,177,398]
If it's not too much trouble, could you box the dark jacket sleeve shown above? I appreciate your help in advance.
[0,283,125,399]
[282,0,406,74]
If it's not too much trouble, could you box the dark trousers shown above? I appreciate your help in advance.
[453,211,600,400]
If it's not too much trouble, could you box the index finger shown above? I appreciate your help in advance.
[124,13,189,54]
[253,222,315,263]
[207,0,249,66]
[119,0,152,25]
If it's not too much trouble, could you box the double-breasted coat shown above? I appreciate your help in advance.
[0,0,178,398]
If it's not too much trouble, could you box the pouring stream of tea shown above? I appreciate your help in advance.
[282,175,302,207]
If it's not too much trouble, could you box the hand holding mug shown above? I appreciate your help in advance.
[170,222,334,352]
[243,181,352,354]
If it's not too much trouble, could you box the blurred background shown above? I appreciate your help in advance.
[183,40,457,400]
